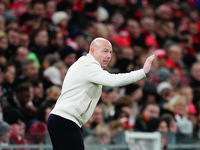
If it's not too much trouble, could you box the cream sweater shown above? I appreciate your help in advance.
[50,53,146,127]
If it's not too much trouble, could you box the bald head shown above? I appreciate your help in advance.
[89,37,112,68]
[89,37,112,52]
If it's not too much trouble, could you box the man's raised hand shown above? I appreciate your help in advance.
[143,54,156,74]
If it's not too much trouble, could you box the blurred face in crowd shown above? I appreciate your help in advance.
[7,21,19,30]
[158,120,168,133]
[46,0,56,15]
[172,96,187,116]
[23,62,38,78]
[120,47,134,60]
[168,45,182,63]
[55,32,64,47]
[180,87,193,103]
[106,24,116,37]
[92,106,103,124]
[46,86,61,100]
[191,62,200,81]
[156,4,172,20]
[141,17,155,33]
[0,37,8,51]
[0,55,6,65]
[126,19,140,37]
[143,104,160,120]
[0,132,10,143]
[10,121,25,136]
[141,6,154,18]
[7,30,20,46]
[165,21,175,37]
[34,30,49,47]
[3,65,15,84]
[101,90,118,104]
[0,3,5,16]
[34,82,44,99]
[174,101,187,116]
[75,35,88,50]
[0,17,5,28]
[17,90,30,104]
[32,2,45,16]
[90,38,112,68]
[170,68,181,86]
[111,12,125,30]
[58,18,68,28]
[15,47,29,62]
[20,33,30,48]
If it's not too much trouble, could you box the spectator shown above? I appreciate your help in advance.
[29,0,45,17]
[190,62,200,106]
[164,95,193,135]
[99,87,118,122]
[6,29,20,59]
[45,0,57,19]
[45,85,61,101]
[29,29,50,63]
[90,105,104,130]
[51,11,69,38]
[84,123,111,145]
[3,108,26,146]
[157,82,173,107]
[59,45,77,68]
[15,59,38,85]
[15,82,37,123]
[12,47,29,77]
[114,96,135,131]
[0,121,11,146]
[125,83,143,117]
[31,79,44,107]
[170,67,183,88]
[1,63,17,109]
[134,102,160,132]
[147,117,169,150]
[166,44,189,85]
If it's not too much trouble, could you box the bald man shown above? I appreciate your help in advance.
[47,38,155,150]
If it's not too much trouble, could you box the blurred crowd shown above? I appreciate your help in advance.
[0,0,200,149]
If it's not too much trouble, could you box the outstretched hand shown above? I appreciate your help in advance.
[143,54,156,74]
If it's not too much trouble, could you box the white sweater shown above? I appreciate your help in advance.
[50,53,146,127]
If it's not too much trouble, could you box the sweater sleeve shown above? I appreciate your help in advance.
[86,62,146,87]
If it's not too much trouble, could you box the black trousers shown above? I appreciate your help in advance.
[47,114,84,150]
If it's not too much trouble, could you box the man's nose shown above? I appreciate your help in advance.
[107,53,112,59]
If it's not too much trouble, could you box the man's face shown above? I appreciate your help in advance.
[92,106,103,124]
[15,47,29,62]
[8,30,20,46]
[4,66,15,84]
[24,62,38,78]
[91,41,112,68]
[143,104,160,119]
[35,30,49,47]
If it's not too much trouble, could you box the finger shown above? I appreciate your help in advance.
[147,54,155,62]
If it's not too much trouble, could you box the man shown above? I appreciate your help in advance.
[47,37,155,150]
[134,102,160,132]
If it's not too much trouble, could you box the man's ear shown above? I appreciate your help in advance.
[90,48,94,54]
